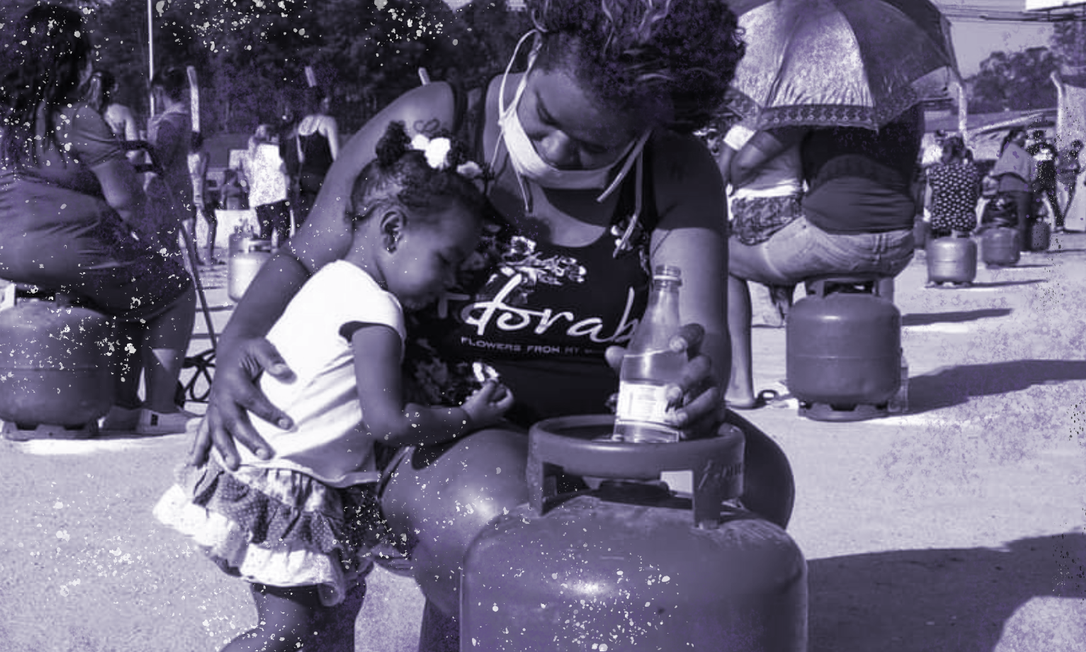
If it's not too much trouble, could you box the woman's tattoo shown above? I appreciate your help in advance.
[413,118,442,137]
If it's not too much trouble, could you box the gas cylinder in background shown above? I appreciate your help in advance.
[980,226,1021,267]
[228,234,273,303]
[926,236,977,286]
[461,415,808,651]
[786,276,901,422]
[0,287,115,439]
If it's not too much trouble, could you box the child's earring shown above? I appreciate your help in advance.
[384,233,398,253]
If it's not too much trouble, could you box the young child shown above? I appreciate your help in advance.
[154,121,511,652]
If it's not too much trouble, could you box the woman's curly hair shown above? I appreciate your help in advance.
[0,4,92,167]
[349,121,488,229]
[527,0,745,134]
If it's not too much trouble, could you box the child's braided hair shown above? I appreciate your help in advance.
[349,121,488,228]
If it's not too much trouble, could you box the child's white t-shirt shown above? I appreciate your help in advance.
[234,261,406,487]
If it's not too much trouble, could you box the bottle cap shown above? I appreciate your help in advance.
[653,265,682,283]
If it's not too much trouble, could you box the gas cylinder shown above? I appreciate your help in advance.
[462,415,807,652]
[228,235,273,302]
[786,276,901,421]
[980,226,1021,267]
[1028,220,1050,252]
[926,236,977,286]
[0,288,115,439]
[380,422,797,628]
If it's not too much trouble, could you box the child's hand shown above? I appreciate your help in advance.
[462,380,514,431]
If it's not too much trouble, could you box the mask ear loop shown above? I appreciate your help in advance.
[596,129,652,203]
[612,153,644,258]
[491,30,542,214]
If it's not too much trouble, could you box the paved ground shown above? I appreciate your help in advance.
[1,233,1084,652]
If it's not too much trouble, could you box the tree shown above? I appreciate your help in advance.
[967,47,1059,114]
[442,1,532,90]
[1051,21,1086,72]
[8,0,534,135]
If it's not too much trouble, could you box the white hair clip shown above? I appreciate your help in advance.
[410,133,485,181]
[410,133,452,170]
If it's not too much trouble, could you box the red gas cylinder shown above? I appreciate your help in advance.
[462,415,807,651]
[980,226,1021,267]
[787,276,901,421]
[926,236,977,286]
[0,288,115,439]
[379,429,531,617]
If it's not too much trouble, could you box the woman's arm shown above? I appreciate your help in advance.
[729,127,807,189]
[195,81,466,469]
[93,158,156,243]
[715,142,737,190]
[73,107,155,242]
[647,131,730,436]
[351,325,513,448]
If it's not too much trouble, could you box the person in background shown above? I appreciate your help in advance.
[241,124,292,247]
[0,4,197,435]
[145,67,194,256]
[84,69,142,166]
[989,127,1035,251]
[218,167,248,211]
[155,121,509,652]
[925,135,981,241]
[717,121,806,408]
[276,99,301,234]
[293,86,339,226]
[726,107,922,408]
[1056,139,1083,229]
[188,131,221,264]
[920,129,947,168]
[1027,129,1061,232]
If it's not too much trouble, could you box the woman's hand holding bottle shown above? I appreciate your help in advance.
[605,322,725,441]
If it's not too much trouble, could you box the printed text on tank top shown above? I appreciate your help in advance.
[432,228,645,355]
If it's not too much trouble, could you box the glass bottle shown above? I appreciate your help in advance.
[613,265,685,443]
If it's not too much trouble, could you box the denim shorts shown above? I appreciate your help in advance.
[729,215,915,285]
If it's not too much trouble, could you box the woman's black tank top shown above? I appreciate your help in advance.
[403,82,660,427]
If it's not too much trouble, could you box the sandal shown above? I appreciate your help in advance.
[728,389,780,411]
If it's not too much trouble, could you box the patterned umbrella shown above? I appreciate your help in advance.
[724,0,960,130]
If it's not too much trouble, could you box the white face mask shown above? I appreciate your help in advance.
[492,31,650,209]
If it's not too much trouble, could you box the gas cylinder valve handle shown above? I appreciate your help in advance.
[527,415,745,528]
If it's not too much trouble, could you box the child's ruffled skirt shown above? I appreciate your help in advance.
[153,458,388,606]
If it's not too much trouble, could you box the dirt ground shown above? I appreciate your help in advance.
[1,233,1084,651]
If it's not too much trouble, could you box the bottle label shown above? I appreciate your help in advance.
[614,381,681,440]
